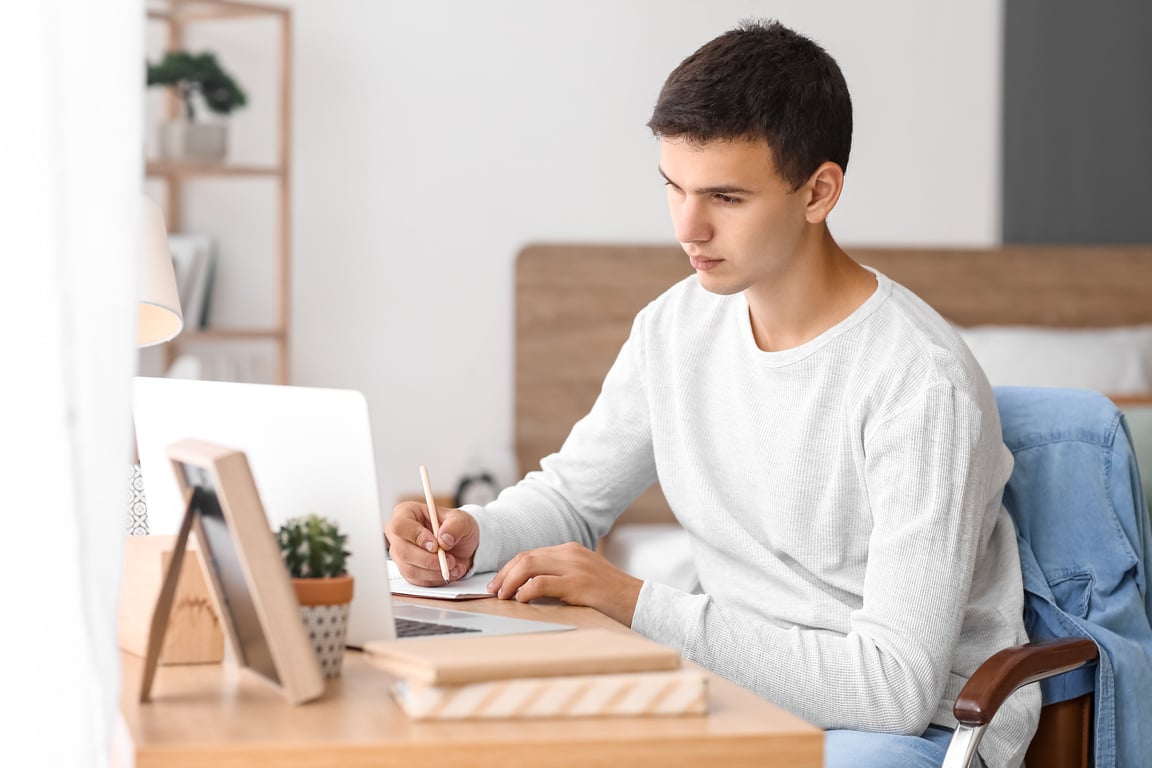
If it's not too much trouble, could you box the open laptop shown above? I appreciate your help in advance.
[132,376,571,647]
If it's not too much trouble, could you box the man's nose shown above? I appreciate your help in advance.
[673,197,711,244]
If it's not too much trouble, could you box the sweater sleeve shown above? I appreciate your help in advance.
[470,312,659,572]
[632,383,999,734]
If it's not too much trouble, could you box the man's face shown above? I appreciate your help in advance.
[659,136,809,296]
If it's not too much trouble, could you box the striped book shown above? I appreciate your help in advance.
[388,667,708,720]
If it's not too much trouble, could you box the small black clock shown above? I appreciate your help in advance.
[454,471,500,508]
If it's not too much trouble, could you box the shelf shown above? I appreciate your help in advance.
[147,0,292,385]
[147,160,282,179]
[147,0,288,22]
[178,328,286,341]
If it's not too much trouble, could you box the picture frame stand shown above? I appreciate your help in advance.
[139,439,325,704]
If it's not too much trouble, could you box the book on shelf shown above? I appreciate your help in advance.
[167,233,217,330]
[363,628,709,720]
[195,254,218,328]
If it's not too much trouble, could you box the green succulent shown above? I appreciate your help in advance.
[146,51,248,121]
[277,514,350,579]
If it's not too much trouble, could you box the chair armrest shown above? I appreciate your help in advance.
[953,638,1098,726]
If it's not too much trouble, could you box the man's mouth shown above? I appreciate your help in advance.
[690,254,722,271]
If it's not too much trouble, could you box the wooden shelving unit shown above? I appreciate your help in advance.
[146,0,292,384]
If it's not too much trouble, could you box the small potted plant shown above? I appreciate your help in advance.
[146,50,248,164]
[277,514,354,678]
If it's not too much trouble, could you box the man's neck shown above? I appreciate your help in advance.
[744,231,877,353]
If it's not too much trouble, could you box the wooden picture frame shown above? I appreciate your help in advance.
[139,438,325,705]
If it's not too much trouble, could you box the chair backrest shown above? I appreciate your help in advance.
[995,387,1152,768]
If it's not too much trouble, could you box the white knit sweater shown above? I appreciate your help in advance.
[470,271,1040,767]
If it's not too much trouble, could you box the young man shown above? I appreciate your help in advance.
[386,20,1039,768]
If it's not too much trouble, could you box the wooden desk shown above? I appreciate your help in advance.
[120,596,823,767]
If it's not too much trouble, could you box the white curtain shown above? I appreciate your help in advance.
[0,1,142,765]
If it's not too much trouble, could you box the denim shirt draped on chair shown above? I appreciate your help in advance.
[995,387,1152,768]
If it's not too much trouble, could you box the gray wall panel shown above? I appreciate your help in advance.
[1003,0,1152,243]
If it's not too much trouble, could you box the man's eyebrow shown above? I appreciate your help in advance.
[658,166,754,195]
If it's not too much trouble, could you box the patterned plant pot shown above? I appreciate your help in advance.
[292,576,354,678]
[128,463,150,535]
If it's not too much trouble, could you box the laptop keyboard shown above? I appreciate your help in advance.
[394,617,482,638]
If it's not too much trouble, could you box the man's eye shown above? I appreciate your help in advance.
[714,193,740,205]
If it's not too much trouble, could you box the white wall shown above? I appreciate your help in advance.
[177,1,1003,516]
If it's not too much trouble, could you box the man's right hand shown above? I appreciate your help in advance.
[385,501,481,585]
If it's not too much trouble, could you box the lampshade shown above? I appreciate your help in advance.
[138,196,184,347]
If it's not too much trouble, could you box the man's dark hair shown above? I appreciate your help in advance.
[647,19,852,190]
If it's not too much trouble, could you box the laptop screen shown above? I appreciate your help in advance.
[132,376,397,647]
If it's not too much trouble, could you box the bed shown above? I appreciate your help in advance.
[514,244,1152,581]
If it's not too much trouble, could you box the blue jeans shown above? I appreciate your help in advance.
[825,725,982,768]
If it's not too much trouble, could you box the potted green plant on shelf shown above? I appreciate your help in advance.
[146,50,248,164]
[277,514,354,678]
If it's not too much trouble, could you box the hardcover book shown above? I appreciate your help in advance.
[363,628,681,686]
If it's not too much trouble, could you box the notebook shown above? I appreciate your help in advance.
[132,377,572,648]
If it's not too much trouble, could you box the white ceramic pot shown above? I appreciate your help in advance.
[156,120,228,164]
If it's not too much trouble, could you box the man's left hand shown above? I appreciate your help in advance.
[487,542,643,627]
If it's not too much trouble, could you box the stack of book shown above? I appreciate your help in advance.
[363,628,708,720]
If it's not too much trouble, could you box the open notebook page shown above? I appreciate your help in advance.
[387,559,497,601]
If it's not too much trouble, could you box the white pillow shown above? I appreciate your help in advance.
[601,523,698,593]
[957,325,1152,395]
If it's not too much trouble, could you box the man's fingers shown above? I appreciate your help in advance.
[435,516,463,550]
[513,574,558,603]
[417,530,439,553]
[489,554,520,598]
[388,502,449,554]
[492,550,555,599]
[386,502,429,540]
[386,504,440,581]
[396,550,458,584]
[436,509,478,553]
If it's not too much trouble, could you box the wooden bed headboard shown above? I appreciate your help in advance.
[515,244,1152,525]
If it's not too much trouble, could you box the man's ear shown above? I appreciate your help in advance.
[802,161,845,224]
